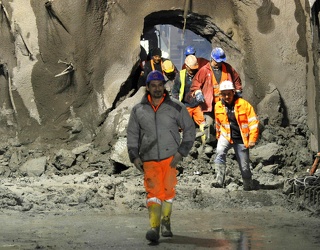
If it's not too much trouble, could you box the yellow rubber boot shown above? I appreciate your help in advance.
[199,123,206,145]
[146,204,161,242]
[161,201,173,237]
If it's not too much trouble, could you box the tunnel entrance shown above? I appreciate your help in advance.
[140,24,212,70]
[129,10,221,93]
[113,9,237,108]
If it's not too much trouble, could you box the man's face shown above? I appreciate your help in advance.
[220,90,235,104]
[186,66,198,76]
[211,59,222,68]
[152,55,161,64]
[147,80,165,99]
[165,71,176,80]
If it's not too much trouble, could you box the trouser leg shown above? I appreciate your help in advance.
[204,112,214,143]
[144,157,177,241]
[213,136,231,188]
[234,143,253,190]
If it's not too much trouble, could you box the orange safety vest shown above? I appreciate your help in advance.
[210,64,228,103]
[215,98,259,148]
[151,59,163,74]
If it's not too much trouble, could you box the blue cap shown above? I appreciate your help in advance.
[211,47,226,62]
[185,46,196,56]
[146,70,165,84]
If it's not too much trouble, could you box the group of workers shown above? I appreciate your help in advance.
[127,45,260,243]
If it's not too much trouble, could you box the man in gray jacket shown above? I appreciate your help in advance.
[127,70,195,243]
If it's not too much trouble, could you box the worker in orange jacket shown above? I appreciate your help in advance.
[213,80,259,190]
[188,47,243,144]
[181,45,209,70]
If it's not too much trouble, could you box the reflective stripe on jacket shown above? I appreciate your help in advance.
[178,69,186,101]
[214,98,259,148]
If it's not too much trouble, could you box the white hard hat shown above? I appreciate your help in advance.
[185,55,198,69]
[219,80,235,91]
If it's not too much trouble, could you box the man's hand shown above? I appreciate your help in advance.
[195,90,205,103]
[133,158,144,173]
[248,142,255,148]
[170,152,182,168]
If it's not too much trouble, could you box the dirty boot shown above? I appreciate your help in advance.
[211,164,226,188]
[161,201,173,237]
[146,203,161,242]
[243,177,253,191]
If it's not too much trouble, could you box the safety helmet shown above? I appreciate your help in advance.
[185,46,196,56]
[185,55,199,69]
[146,70,165,84]
[211,47,226,62]
[219,80,235,91]
[162,60,175,73]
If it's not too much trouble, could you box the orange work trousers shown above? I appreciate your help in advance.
[186,106,205,126]
[143,156,177,207]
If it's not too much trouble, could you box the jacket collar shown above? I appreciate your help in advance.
[221,95,239,108]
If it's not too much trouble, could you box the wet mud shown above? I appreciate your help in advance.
[1,207,319,249]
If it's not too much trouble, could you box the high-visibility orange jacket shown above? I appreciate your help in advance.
[214,98,259,148]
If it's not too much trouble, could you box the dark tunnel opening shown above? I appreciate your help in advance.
[110,7,249,112]
[112,10,221,108]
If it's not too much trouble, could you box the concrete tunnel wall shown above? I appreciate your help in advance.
[0,0,319,151]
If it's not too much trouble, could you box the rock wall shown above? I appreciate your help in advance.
[0,0,319,151]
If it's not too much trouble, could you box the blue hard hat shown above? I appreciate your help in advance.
[211,47,226,62]
[146,70,165,84]
[185,46,196,56]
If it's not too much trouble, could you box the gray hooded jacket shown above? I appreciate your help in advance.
[127,91,195,162]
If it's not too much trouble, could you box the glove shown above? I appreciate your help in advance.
[170,152,182,168]
[133,158,144,173]
[195,90,205,103]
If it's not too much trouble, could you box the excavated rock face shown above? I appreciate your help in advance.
[0,1,319,153]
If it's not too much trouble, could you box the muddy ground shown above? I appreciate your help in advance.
[1,165,320,249]
[1,207,320,249]
[0,1,319,248]
[0,120,320,249]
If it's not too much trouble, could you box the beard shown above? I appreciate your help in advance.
[151,90,163,99]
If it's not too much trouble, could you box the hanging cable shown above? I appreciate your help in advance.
[182,0,190,34]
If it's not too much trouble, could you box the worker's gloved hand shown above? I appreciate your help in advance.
[195,90,205,103]
[235,90,242,98]
[133,158,144,173]
[170,152,182,168]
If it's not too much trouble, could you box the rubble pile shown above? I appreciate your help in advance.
[0,119,317,215]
